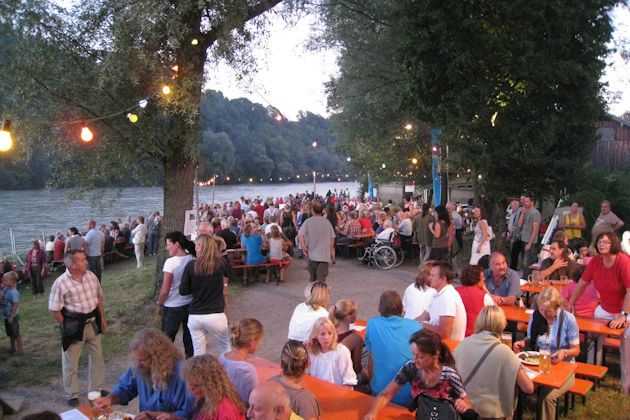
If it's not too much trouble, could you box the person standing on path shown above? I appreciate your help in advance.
[132,216,148,268]
[48,249,106,407]
[297,201,335,282]
[147,211,162,256]
[85,220,104,282]
[519,192,540,279]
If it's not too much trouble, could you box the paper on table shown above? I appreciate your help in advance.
[525,367,541,380]
[60,409,90,420]
[525,309,534,314]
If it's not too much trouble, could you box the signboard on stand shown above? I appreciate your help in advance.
[183,210,198,237]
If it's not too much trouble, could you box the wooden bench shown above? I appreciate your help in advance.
[564,378,593,415]
[602,337,621,365]
[574,362,607,390]
[336,241,366,258]
[232,261,290,285]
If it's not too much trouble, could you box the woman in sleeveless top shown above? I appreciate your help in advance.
[558,202,586,240]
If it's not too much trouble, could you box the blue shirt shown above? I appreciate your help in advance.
[85,228,104,257]
[241,234,265,265]
[365,316,422,408]
[111,360,196,418]
[527,309,580,362]
[484,268,522,299]
[0,287,19,319]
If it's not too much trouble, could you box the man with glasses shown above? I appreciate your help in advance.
[592,200,624,240]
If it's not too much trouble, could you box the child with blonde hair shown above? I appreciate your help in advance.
[266,225,292,284]
[306,317,357,387]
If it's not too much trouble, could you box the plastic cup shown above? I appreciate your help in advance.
[88,391,101,419]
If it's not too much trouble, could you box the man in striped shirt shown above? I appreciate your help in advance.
[49,249,107,407]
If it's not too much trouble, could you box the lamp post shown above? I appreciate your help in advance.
[312,140,318,196]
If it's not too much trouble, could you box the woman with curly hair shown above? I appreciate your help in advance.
[180,234,232,356]
[182,354,246,420]
[94,329,195,420]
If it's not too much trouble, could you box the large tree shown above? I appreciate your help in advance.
[319,0,620,213]
[0,0,301,293]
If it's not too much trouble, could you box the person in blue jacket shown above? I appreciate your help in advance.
[95,329,196,420]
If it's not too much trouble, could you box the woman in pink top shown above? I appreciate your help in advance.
[182,354,246,420]
[568,232,630,379]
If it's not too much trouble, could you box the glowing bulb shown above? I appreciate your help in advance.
[171,65,179,72]
[138,99,148,108]
[381,163,386,169]
[249,178,253,182]
[191,38,198,45]
[491,111,498,127]
[0,121,13,152]
[346,156,351,162]
[405,123,413,130]
[127,113,138,123]
[411,157,418,164]
[312,140,318,148]
[296,175,300,179]
[275,114,282,121]
[161,85,171,95]
[226,176,230,181]
[80,126,93,142]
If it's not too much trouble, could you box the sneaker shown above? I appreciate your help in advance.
[68,398,79,407]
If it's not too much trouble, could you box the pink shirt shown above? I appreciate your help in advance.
[192,398,245,420]
[561,281,599,318]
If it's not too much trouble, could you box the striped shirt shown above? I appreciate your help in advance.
[394,361,466,402]
[48,269,103,314]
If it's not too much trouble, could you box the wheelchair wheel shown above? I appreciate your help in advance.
[374,245,397,270]
[393,247,404,267]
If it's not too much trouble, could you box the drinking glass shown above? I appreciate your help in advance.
[88,391,102,420]
[539,348,551,374]
[501,332,513,349]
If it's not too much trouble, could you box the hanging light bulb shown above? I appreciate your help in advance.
[80,125,94,142]
[138,99,148,108]
[127,113,138,123]
[411,157,418,165]
[0,121,14,152]
[275,113,283,122]
[171,64,179,72]
[191,38,199,45]
[161,85,172,95]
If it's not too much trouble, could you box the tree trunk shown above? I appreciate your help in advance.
[153,158,196,300]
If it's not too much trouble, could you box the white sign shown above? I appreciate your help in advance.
[404,184,415,193]
[184,210,198,237]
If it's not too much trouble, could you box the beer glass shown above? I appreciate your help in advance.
[88,391,101,419]
[539,348,551,374]
[501,332,513,349]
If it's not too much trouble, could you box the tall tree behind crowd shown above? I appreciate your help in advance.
[0,0,303,292]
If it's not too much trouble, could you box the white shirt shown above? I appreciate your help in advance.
[265,223,281,235]
[287,303,329,342]
[308,344,358,386]
[132,223,147,244]
[403,283,436,320]
[376,227,395,242]
[162,254,194,307]
[427,284,466,341]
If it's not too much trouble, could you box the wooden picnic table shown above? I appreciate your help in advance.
[250,356,414,420]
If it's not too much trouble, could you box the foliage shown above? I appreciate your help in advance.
[394,0,619,202]
[316,0,434,186]
[318,0,620,207]
[0,91,348,188]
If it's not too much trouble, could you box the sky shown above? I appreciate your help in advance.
[207,5,630,121]
[56,2,629,120]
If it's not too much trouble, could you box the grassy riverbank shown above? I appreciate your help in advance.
[0,257,158,388]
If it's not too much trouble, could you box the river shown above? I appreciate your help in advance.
[0,181,360,254]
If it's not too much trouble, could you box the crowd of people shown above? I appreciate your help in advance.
[4,187,630,419]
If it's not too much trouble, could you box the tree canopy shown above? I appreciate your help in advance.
[319,0,621,204]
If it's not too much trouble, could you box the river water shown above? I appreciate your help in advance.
[0,181,360,254]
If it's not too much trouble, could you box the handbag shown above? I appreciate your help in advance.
[410,392,461,420]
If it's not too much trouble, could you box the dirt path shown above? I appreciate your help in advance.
[5,254,423,418]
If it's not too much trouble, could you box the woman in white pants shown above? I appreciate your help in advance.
[179,234,232,356]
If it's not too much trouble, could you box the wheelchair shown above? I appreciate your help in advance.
[359,232,404,270]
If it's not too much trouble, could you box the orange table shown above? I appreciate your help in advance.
[356,232,375,239]
[352,320,459,352]
[521,282,567,294]
[250,357,413,420]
